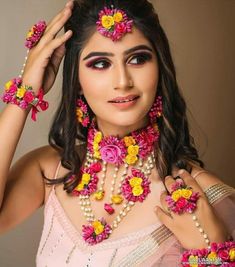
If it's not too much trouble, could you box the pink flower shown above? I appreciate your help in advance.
[218,250,229,261]
[176,197,187,209]
[104,203,115,214]
[90,162,102,173]
[100,144,122,164]
[8,84,18,94]
[23,90,35,103]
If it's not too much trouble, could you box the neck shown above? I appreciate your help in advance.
[96,117,149,138]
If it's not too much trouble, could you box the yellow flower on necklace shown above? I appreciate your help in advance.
[188,255,198,267]
[94,191,105,200]
[16,86,26,98]
[92,220,104,235]
[127,145,139,156]
[129,177,143,187]
[75,182,85,191]
[171,189,182,202]
[5,80,13,91]
[132,185,144,196]
[93,143,99,151]
[125,154,138,165]
[113,12,123,22]
[101,15,114,29]
[94,151,101,159]
[229,248,235,261]
[111,194,123,204]
[82,173,91,184]
[123,136,136,147]
[181,188,192,199]
[94,132,102,143]
[207,251,217,263]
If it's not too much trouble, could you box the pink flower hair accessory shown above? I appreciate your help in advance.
[76,97,91,127]
[25,20,47,49]
[165,180,200,214]
[96,6,133,41]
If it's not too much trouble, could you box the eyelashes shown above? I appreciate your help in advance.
[85,52,153,70]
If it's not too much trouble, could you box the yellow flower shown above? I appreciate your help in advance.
[113,12,123,22]
[132,185,144,196]
[101,15,114,29]
[123,136,136,147]
[92,220,104,235]
[27,27,34,38]
[127,145,139,156]
[181,189,192,199]
[188,255,198,267]
[5,80,13,91]
[94,151,101,159]
[229,248,235,261]
[94,191,105,200]
[76,108,83,118]
[129,177,143,187]
[207,252,217,262]
[125,154,138,165]
[171,189,182,202]
[111,194,123,204]
[81,173,91,184]
[153,123,159,132]
[93,143,99,151]
[75,182,85,191]
[16,86,26,98]
[94,132,102,143]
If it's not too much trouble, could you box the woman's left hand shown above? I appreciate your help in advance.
[155,169,228,250]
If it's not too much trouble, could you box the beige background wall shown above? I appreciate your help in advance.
[0,0,234,266]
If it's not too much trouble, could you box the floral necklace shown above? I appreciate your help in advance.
[71,121,160,245]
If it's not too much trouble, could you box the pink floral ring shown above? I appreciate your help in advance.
[165,180,200,214]
[25,20,47,49]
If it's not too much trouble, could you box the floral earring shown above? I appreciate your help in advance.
[76,96,90,127]
[148,95,163,123]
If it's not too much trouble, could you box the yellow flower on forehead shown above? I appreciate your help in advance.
[127,145,139,156]
[5,80,13,91]
[101,15,114,29]
[113,12,123,22]
[132,185,144,196]
[129,177,143,187]
[94,132,102,143]
[124,136,136,147]
[171,189,182,202]
[181,188,192,199]
[92,220,104,235]
[229,248,235,261]
[82,173,91,184]
[188,255,198,267]
[125,154,138,165]
[16,86,26,98]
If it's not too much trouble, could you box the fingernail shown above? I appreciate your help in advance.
[178,169,185,174]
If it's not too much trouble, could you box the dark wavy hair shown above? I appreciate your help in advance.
[46,0,204,192]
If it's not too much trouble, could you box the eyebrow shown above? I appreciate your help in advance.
[82,45,153,61]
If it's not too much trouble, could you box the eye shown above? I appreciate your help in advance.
[128,53,152,65]
[86,59,111,70]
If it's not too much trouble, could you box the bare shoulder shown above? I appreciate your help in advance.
[190,164,223,191]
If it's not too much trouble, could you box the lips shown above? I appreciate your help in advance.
[108,95,139,103]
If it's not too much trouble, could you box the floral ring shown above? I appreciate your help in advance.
[25,20,47,49]
[165,180,200,214]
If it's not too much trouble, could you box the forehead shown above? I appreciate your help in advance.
[80,26,154,56]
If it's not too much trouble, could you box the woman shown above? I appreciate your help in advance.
[0,0,234,266]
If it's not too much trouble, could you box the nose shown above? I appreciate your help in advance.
[113,63,134,90]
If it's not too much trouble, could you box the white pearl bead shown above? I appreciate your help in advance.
[199,228,203,233]
[122,212,126,216]
[101,174,105,178]
[192,215,197,221]
[111,181,115,185]
[195,222,200,227]
[127,207,130,211]
[205,239,210,244]
[81,207,85,210]
[203,234,208,238]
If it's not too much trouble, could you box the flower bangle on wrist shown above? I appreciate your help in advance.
[1,78,48,121]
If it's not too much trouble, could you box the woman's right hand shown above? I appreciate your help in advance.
[22,1,74,94]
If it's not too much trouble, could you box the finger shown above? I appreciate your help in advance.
[50,43,66,74]
[155,206,173,228]
[44,1,74,35]
[39,6,73,47]
[177,169,204,194]
[164,175,176,193]
[159,191,170,213]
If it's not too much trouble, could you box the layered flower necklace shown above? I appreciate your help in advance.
[71,121,160,245]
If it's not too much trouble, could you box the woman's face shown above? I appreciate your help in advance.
[79,26,159,136]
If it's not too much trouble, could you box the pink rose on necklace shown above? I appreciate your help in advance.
[100,145,122,164]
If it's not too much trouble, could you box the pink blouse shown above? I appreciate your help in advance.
[36,163,235,267]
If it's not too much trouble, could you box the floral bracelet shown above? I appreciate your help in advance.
[181,240,235,266]
[1,78,48,121]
